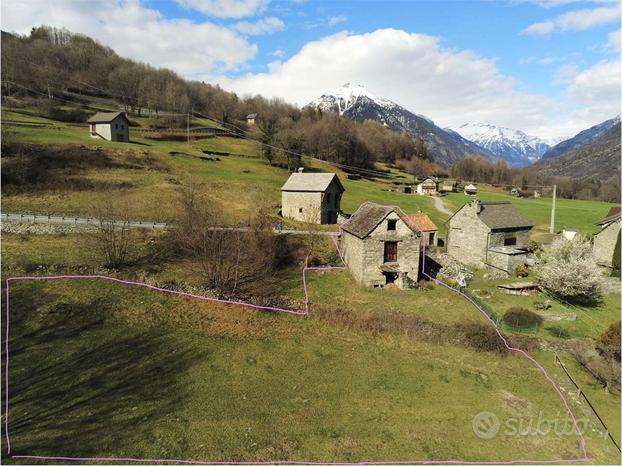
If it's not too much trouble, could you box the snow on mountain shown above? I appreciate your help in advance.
[451,123,551,167]
[307,84,488,166]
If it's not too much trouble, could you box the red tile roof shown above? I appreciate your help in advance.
[409,212,437,232]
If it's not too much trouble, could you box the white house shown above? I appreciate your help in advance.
[87,112,130,142]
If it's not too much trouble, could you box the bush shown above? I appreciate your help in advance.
[597,321,621,362]
[459,322,507,354]
[546,325,570,339]
[534,236,602,304]
[568,340,621,393]
[515,263,529,278]
[503,307,543,329]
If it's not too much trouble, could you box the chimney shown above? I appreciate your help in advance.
[297,167,304,173]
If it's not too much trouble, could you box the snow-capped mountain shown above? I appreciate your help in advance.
[307,83,489,166]
[541,115,621,160]
[450,123,551,167]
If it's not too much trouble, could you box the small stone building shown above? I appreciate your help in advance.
[439,179,459,193]
[447,200,533,274]
[246,113,257,125]
[340,203,421,289]
[463,183,477,195]
[416,177,437,196]
[593,209,621,269]
[87,112,130,142]
[409,211,438,247]
[281,172,344,224]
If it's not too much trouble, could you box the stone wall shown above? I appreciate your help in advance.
[447,203,489,268]
[488,229,531,248]
[281,191,323,223]
[593,219,621,268]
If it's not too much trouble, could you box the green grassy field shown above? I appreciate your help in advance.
[2,100,620,463]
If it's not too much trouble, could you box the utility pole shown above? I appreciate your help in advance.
[549,184,557,234]
[186,112,189,144]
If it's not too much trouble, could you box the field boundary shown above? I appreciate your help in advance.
[4,201,591,464]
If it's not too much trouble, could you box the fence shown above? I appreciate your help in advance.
[554,353,621,453]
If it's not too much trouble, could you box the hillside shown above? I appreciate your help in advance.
[530,122,621,183]
[542,115,620,160]
[308,84,489,166]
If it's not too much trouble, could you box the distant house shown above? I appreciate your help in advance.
[447,200,533,274]
[593,209,621,269]
[439,179,459,193]
[463,183,477,195]
[246,113,257,126]
[416,177,438,196]
[341,203,421,289]
[402,185,413,194]
[87,112,130,142]
[409,211,438,247]
[281,171,344,224]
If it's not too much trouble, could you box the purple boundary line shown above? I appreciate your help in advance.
[3,201,591,464]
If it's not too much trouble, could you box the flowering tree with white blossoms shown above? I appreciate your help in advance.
[534,235,602,304]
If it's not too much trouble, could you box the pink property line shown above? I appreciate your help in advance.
[3,201,590,464]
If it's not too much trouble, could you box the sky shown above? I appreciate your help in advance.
[1,0,620,141]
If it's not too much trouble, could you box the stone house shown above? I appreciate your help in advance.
[593,209,621,269]
[416,177,438,196]
[409,211,438,247]
[281,172,344,224]
[246,113,257,125]
[439,179,459,193]
[341,203,421,288]
[446,200,533,274]
[87,112,130,142]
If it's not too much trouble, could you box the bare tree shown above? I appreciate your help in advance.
[91,199,132,268]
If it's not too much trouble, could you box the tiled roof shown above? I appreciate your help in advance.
[409,212,437,232]
[342,203,419,239]
[281,173,344,192]
[597,207,621,225]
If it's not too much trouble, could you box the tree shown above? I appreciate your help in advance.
[91,200,132,268]
[534,236,602,304]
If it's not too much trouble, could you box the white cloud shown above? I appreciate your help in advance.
[217,29,565,135]
[271,48,286,58]
[233,16,284,35]
[553,62,580,83]
[522,6,620,35]
[327,15,347,27]
[176,0,270,18]
[0,0,257,78]
[608,28,621,51]
[525,0,618,7]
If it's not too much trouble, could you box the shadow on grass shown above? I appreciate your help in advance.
[3,281,205,460]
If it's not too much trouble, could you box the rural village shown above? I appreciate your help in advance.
[1,8,621,466]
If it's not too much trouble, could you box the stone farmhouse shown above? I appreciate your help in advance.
[87,112,130,142]
[246,113,257,126]
[409,211,438,247]
[416,177,438,196]
[446,200,532,274]
[340,203,421,289]
[281,172,344,224]
[439,179,459,193]
[593,208,621,269]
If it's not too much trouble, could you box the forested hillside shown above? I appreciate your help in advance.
[1,27,439,173]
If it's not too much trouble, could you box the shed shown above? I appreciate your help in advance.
[246,113,257,125]
[497,282,540,296]
[87,112,130,142]
[409,211,438,246]
[464,183,477,195]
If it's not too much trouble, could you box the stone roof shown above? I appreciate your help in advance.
[87,111,127,124]
[342,203,418,239]
[409,212,437,232]
[281,173,344,192]
[247,113,257,119]
[477,201,532,230]
[597,207,621,225]
[418,178,437,187]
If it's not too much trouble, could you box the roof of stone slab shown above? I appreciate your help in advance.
[477,201,532,230]
[86,111,128,123]
[342,203,419,239]
[281,172,344,192]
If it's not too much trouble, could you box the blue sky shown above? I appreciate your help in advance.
[2,0,620,139]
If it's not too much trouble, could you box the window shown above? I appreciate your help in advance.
[387,219,397,231]
[121,124,124,130]
[384,241,398,262]
[115,123,118,129]
[504,237,517,246]
[429,232,435,244]
[299,207,303,214]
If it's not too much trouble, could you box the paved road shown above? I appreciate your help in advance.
[433,197,453,215]
[1,212,335,236]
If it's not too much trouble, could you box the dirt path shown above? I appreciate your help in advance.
[433,196,453,215]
